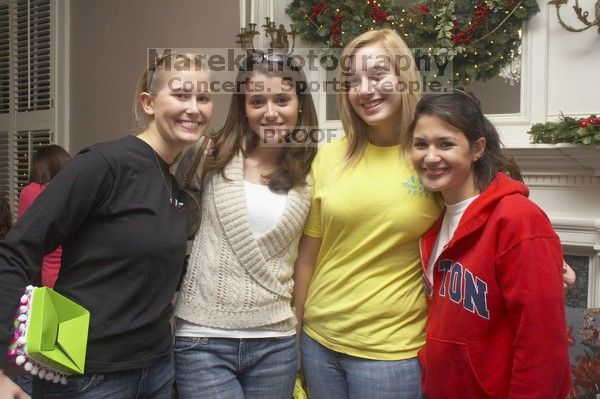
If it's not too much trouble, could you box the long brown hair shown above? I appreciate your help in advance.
[338,29,422,165]
[206,51,318,191]
[0,196,12,239]
[408,91,522,191]
[30,145,71,184]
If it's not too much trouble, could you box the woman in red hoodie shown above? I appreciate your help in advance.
[17,145,71,287]
[409,91,571,398]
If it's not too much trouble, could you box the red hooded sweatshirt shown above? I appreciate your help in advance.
[418,173,571,399]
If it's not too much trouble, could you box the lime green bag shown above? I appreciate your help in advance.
[7,286,90,384]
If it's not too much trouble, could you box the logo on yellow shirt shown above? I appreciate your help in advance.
[401,175,430,198]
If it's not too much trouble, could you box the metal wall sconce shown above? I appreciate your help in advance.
[548,0,600,33]
[236,17,298,53]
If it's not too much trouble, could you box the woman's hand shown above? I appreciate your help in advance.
[563,261,576,290]
[0,370,30,399]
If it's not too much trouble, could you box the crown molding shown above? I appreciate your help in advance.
[504,144,600,177]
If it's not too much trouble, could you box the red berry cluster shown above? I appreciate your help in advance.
[414,3,431,16]
[579,115,600,128]
[452,3,491,45]
[369,0,389,24]
[332,14,344,46]
[310,0,326,20]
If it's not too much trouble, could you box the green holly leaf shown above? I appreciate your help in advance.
[495,32,509,44]
[578,127,592,137]
[317,26,330,37]
[514,7,527,18]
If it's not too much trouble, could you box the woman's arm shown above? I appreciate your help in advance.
[293,234,321,337]
[0,150,113,370]
[498,236,570,398]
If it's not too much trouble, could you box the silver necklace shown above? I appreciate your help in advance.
[152,150,173,204]
[244,156,273,185]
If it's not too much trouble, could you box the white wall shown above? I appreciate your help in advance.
[69,0,240,153]
[546,0,600,118]
[498,1,600,146]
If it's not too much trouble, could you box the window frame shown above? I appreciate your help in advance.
[0,0,68,215]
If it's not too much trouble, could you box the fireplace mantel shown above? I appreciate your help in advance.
[503,145,600,177]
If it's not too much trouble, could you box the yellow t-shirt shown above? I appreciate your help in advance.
[303,138,441,360]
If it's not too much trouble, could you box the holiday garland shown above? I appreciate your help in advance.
[285,0,540,85]
[528,114,600,146]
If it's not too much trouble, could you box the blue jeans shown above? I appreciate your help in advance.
[174,335,297,399]
[31,354,174,398]
[300,332,423,399]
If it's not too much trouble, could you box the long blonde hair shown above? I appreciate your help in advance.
[338,29,421,165]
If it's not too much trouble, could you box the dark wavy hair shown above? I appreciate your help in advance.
[0,196,12,239]
[30,145,71,184]
[408,91,522,191]
[206,51,318,191]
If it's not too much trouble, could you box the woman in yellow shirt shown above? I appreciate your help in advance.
[294,29,439,399]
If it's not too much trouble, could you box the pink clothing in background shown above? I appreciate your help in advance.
[17,182,62,287]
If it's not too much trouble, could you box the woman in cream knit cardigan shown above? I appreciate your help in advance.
[173,51,318,399]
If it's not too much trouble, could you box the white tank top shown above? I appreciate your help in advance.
[244,180,287,235]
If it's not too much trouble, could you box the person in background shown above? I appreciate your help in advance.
[174,51,318,399]
[410,91,571,398]
[8,145,72,396]
[17,145,71,287]
[0,52,213,399]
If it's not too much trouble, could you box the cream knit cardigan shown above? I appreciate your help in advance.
[175,151,311,330]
